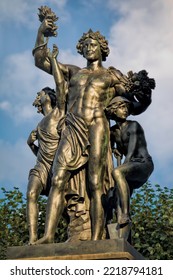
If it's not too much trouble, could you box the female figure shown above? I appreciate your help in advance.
[106,96,154,226]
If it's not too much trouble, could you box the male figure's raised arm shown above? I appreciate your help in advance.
[33,14,80,80]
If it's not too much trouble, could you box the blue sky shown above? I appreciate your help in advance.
[0,0,173,198]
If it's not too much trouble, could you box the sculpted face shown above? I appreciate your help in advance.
[115,103,129,120]
[33,90,51,113]
[82,38,102,61]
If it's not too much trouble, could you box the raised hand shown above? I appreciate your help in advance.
[47,44,59,60]
[39,17,57,37]
[52,44,59,58]
[38,6,58,37]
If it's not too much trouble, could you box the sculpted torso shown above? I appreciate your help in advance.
[111,121,150,160]
[67,67,117,125]
[38,108,60,136]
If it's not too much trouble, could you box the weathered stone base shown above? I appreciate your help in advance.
[7,238,144,260]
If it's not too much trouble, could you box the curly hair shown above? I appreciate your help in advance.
[76,29,110,61]
[42,87,56,108]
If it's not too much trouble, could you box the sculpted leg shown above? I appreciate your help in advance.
[33,168,70,244]
[90,183,105,240]
[89,120,109,240]
[112,166,131,225]
[26,175,43,244]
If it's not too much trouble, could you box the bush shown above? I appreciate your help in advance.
[131,182,173,259]
[0,187,67,259]
[0,182,172,259]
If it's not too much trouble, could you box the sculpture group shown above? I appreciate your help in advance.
[26,6,155,245]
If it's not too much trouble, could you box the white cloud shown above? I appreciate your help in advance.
[48,0,67,9]
[106,0,173,187]
[1,0,173,191]
[0,101,11,111]
[0,0,31,24]
[59,49,85,67]
[0,50,54,123]
[0,0,68,27]
[107,0,173,74]
[0,47,86,124]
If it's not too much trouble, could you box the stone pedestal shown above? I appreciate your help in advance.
[7,238,144,260]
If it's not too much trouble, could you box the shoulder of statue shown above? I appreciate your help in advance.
[128,120,140,130]
[108,66,129,85]
[107,66,123,78]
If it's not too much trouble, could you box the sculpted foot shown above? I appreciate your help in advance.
[28,239,37,245]
[28,235,38,245]
[119,214,131,226]
[32,236,54,245]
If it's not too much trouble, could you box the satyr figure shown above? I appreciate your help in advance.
[32,6,155,243]
[106,96,154,236]
[27,44,66,244]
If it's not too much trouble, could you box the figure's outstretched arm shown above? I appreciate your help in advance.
[33,6,58,75]
[33,8,80,80]
[33,25,80,82]
[47,44,66,114]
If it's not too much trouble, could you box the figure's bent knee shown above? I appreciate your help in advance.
[89,174,102,192]
[27,190,38,202]
[112,168,123,182]
[51,173,66,192]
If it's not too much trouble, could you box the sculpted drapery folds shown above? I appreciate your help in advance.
[29,6,155,244]
[27,44,66,244]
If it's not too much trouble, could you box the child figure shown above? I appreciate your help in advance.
[106,96,154,231]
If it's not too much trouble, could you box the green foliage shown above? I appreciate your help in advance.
[0,187,67,259]
[0,183,173,260]
[0,187,28,259]
[131,182,173,259]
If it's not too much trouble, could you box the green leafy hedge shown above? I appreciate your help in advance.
[0,187,67,259]
[0,182,172,259]
[131,183,173,259]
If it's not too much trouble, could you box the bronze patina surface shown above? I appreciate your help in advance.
[25,6,155,246]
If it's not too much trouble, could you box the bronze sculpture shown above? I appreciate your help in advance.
[27,44,66,244]
[106,96,154,237]
[28,6,155,244]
